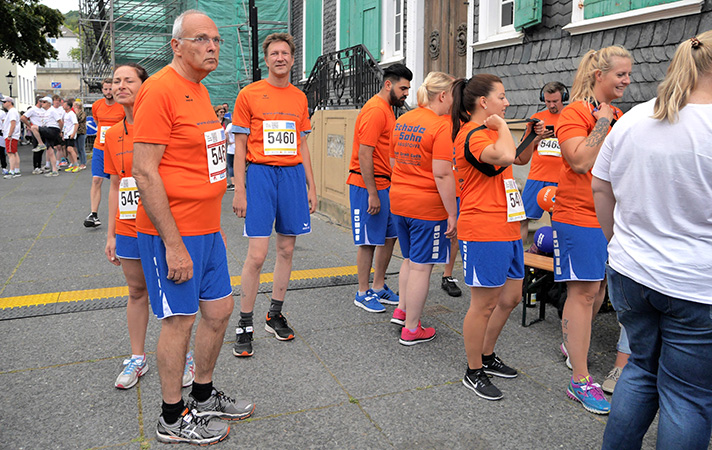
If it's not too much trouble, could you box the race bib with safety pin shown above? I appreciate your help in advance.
[263,120,297,156]
[504,178,526,222]
[205,128,227,183]
[537,138,561,157]
[100,126,111,144]
[119,176,140,220]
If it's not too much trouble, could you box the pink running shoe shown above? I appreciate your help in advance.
[391,308,406,326]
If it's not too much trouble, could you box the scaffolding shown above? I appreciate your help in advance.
[78,0,289,105]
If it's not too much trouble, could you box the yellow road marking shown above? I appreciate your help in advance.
[0,265,359,310]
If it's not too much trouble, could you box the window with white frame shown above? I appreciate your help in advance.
[381,0,404,63]
[563,0,702,35]
[473,0,523,51]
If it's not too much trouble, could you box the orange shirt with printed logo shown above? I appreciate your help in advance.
[232,79,311,167]
[527,109,563,182]
[389,107,453,221]
[92,99,125,151]
[455,122,521,242]
[104,121,137,238]
[133,66,227,236]
[553,101,622,228]
[347,95,395,190]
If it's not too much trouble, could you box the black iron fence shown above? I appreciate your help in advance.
[303,45,384,115]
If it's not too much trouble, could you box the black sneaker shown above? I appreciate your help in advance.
[156,408,229,445]
[482,353,518,378]
[441,276,462,297]
[84,213,101,228]
[463,368,503,401]
[265,312,294,341]
[232,326,254,357]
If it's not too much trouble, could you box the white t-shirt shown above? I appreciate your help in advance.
[43,107,63,129]
[592,98,712,305]
[63,110,77,138]
[23,105,46,126]
[2,108,21,140]
[225,123,235,155]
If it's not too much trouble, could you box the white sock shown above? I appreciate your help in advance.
[131,354,144,361]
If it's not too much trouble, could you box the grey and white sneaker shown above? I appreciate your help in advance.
[156,408,229,445]
[182,351,195,388]
[189,388,255,421]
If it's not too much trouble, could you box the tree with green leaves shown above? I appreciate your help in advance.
[0,0,64,66]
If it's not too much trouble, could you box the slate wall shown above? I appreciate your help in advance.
[472,0,712,118]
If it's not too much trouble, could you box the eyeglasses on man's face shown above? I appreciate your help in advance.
[178,36,224,46]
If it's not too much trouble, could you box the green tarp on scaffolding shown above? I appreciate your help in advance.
[198,0,288,106]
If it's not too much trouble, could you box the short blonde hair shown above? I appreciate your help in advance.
[570,46,632,104]
[654,31,712,123]
[417,71,454,107]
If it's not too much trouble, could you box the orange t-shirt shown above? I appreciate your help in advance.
[527,109,563,182]
[553,101,623,228]
[232,79,311,166]
[92,99,125,151]
[133,66,227,236]
[455,121,521,242]
[347,95,395,190]
[389,107,454,221]
[104,120,137,238]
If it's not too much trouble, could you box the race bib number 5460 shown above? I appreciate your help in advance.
[263,120,297,156]
[205,128,227,183]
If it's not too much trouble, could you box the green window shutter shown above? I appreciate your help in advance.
[514,0,543,30]
[631,0,677,9]
[305,0,323,76]
[584,0,631,19]
[339,0,381,60]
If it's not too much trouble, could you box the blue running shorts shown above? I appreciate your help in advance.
[245,163,311,237]
[91,147,110,179]
[521,179,557,220]
[349,185,398,246]
[116,234,140,260]
[459,240,524,287]
[395,215,450,265]
[551,221,608,282]
[137,232,233,319]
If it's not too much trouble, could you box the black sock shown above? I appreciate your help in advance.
[239,311,253,328]
[91,211,98,218]
[466,366,481,377]
[191,381,213,403]
[162,399,185,424]
[482,353,495,363]
[269,299,283,315]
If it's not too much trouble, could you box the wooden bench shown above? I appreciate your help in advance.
[521,252,555,327]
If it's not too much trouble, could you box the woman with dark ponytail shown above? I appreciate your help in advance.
[452,74,534,401]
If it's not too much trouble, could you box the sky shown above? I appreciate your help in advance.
[41,0,79,14]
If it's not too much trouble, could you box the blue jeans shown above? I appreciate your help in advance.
[602,267,712,450]
[75,134,87,165]
[617,323,630,354]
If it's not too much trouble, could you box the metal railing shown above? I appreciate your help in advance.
[303,45,384,115]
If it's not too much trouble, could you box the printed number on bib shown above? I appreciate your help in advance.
[537,138,561,157]
[119,177,140,220]
[263,120,297,156]
[99,126,111,144]
[205,128,227,183]
[504,179,525,222]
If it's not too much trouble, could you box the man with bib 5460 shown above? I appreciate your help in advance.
[133,10,254,446]
[231,33,317,358]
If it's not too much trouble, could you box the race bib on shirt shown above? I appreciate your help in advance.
[119,177,139,220]
[504,178,526,222]
[537,138,561,157]
[99,126,111,144]
[205,128,227,183]
[263,120,297,156]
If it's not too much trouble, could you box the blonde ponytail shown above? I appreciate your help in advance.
[417,71,454,107]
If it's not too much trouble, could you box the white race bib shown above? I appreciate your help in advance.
[537,138,561,157]
[99,126,111,144]
[205,128,227,183]
[504,178,526,222]
[119,177,139,220]
[263,120,297,156]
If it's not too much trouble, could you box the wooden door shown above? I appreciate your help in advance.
[423,0,469,78]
